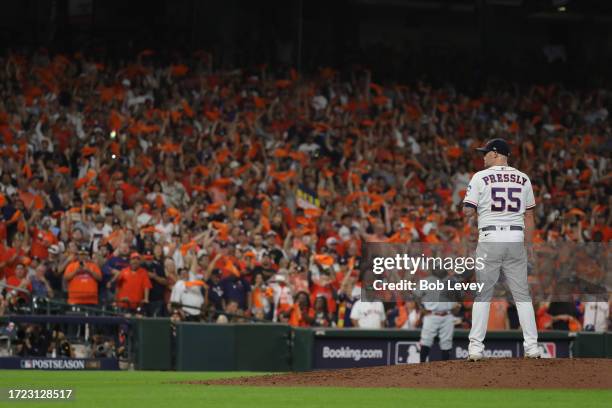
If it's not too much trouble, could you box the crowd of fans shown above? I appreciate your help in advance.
[0,49,609,332]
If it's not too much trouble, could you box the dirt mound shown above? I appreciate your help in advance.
[193,358,612,389]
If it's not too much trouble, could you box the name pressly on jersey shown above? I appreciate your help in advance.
[482,174,527,186]
[462,166,536,230]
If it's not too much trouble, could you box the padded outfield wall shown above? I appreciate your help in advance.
[133,319,612,371]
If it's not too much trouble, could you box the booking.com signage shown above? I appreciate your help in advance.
[313,339,569,369]
[315,340,388,369]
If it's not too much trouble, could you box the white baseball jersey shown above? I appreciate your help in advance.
[463,165,535,229]
[350,300,385,328]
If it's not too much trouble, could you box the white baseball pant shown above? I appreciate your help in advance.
[469,236,539,356]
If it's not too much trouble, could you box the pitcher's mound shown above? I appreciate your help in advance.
[196,358,612,389]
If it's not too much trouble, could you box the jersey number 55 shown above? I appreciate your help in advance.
[491,187,522,212]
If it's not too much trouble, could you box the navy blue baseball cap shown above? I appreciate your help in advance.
[476,138,510,156]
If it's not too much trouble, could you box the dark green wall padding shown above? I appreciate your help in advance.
[175,323,292,371]
[130,318,610,371]
[132,318,172,371]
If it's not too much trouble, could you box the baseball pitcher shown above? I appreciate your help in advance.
[462,138,540,360]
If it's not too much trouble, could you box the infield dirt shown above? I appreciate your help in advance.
[193,358,612,389]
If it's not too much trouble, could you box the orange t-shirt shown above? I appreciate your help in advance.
[488,300,509,330]
[116,267,152,309]
[64,261,101,305]
[30,228,58,260]
[1,247,23,279]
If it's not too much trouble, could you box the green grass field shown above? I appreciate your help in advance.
[0,370,610,408]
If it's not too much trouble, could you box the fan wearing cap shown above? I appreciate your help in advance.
[63,246,102,306]
[112,252,152,312]
[463,138,540,360]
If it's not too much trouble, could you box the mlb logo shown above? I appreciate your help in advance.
[21,360,33,368]
[395,342,421,364]
[537,342,556,358]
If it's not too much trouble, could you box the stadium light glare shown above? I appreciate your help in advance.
[558,6,566,12]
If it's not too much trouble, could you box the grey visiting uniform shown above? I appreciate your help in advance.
[416,276,457,351]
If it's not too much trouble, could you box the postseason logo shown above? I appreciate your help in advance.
[20,359,87,370]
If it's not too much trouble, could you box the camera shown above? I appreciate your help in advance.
[94,343,112,358]
[59,340,71,357]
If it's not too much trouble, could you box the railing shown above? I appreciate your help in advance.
[0,282,33,309]
[0,282,135,317]
[173,302,272,323]
[0,297,263,370]
[0,282,271,323]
